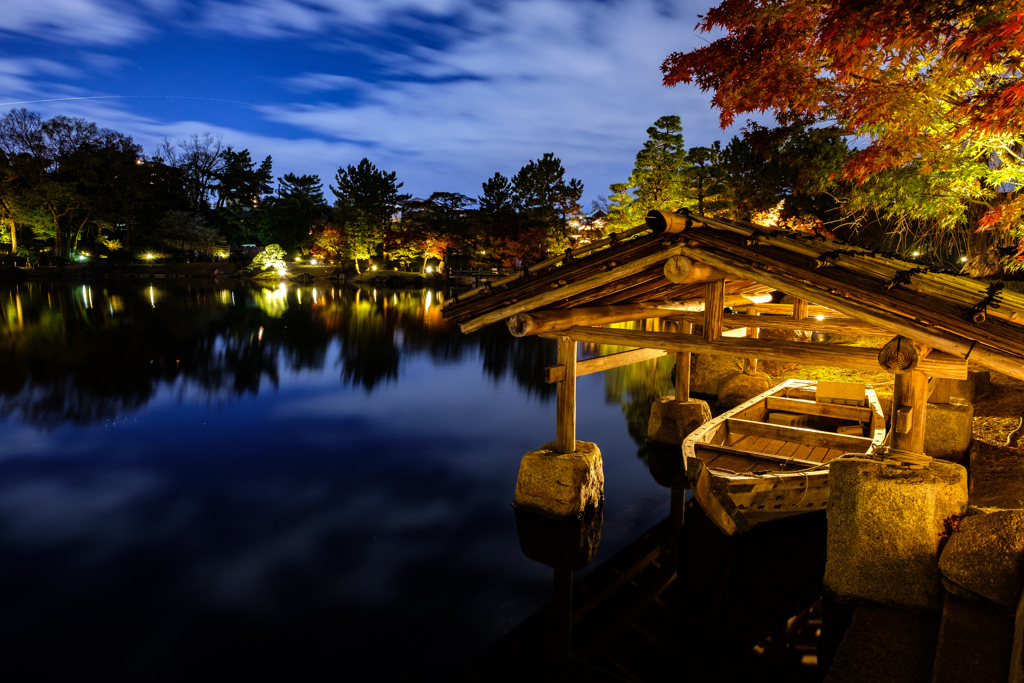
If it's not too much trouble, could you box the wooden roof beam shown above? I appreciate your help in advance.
[669,311,890,336]
[558,325,968,380]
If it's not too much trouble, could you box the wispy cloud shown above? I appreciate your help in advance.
[0,0,152,45]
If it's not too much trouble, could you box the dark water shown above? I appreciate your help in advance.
[0,280,676,680]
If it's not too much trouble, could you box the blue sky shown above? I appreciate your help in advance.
[1,0,748,206]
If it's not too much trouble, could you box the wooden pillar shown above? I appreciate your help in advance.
[745,309,760,374]
[704,279,724,342]
[793,297,808,320]
[892,370,928,454]
[929,377,951,404]
[676,320,693,402]
[555,336,577,454]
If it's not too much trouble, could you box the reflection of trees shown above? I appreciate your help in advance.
[595,338,674,460]
[0,281,565,428]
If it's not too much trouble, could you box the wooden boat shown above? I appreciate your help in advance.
[683,378,886,536]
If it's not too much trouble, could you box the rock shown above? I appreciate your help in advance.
[647,397,712,446]
[939,509,1024,609]
[951,370,991,402]
[513,441,604,518]
[925,398,974,462]
[691,354,742,396]
[825,457,968,613]
[716,371,770,411]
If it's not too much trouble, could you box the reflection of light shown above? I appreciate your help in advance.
[258,326,264,342]
[297,289,302,306]
[149,286,155,308]
[218,290,232,305]
[312,288,319,305]
[372,289,377,302]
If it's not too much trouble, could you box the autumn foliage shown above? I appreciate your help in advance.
[663,0,1024,265]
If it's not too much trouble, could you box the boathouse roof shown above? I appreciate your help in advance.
[441,211,1024,382]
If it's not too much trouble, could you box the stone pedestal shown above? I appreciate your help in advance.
[925,398,974,462]
[647,396,711,446]
[939,509,1024,609]
[716,371,770,411]
[825,457,968,613]
[513,441,604,518]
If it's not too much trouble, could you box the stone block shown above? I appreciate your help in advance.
[939,509,1024,609]
[513,441,604,518]
[691,353,742,396]
[647,396,711,446]
[925,398,974,462]
[825,457,968,613]
[716,371,770,411]
[951,369,991,402]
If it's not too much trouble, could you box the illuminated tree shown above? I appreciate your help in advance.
[309,218,346,262]
[663,0,1024,273]
[251,243,287,272]
[330,158,409,272]
[605,116,692,231]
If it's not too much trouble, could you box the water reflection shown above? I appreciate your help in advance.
[0,281,563,427]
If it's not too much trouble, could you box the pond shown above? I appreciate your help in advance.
[0,279,677,680]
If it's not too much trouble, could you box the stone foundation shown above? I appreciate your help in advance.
[513,441,604,518]
[925,398,974,462]
[939,509,1024,609]
[825,457,968,613]
[716,371,770,411]
[647,397,711,446]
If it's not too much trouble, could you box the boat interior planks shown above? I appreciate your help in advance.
[683,378,886,535]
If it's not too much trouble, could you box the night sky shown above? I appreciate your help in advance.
[1,0,752,204]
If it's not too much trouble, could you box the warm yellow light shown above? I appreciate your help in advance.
[961,256,968,263]
[425,266,434,273]
[912,251,920,257]
[371,265,378,271]
[816,315,824,321]
[146,253,153,260]
[311,259,318,265]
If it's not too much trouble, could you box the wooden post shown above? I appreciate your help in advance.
[676,320,693,402]
[555,336,577,454]
[929,377,951,404]
[704,279,725,342]
[793,298,808,320]
[892,370,928,454]
[745,309,760,374]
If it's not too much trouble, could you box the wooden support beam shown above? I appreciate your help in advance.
[765,396,875,422]
[704,279,725,342]
[668,311,891,335]
[892,370,928,454]
[878,336,931,374]
[733,303,843,317]
[793,298,809,320]
[663,255,732,285]
[929,377,951,404]
[677,320,693,402]
[558,325,968,379]
[555,336,577,454]
[745,309,759,374]
[545,347,668,383]
[509,305,662,337]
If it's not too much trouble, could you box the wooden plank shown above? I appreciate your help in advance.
[560,325,968,379]
[695,443,824,469]
[929,377,951,404]
[459,243,685,333]
[676,320,692,402]
[765,396,875,422]
[555,336,577,454]
[668,311,891,335]
[745,309,759,374]
[704,279,725,342]
[545,347,667,383]
[727,417,876,450]
[793,298,808,320]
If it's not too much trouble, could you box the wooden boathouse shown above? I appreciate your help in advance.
[442,210,1024,459]
[443,210,1024,681]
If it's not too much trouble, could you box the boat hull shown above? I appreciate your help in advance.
[683,379,886,536]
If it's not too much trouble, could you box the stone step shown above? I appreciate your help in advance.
[932,593,1014,683]
[824,606,939,683]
